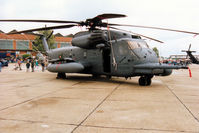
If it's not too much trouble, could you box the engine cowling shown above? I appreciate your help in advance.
[72,31,106,49]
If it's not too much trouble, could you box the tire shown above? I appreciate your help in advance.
[146,77,151,86]
[57,73,66,79]
[139,77,147,86]
[92,74,100,78]
[139,76,152,86]
[106,75,112,79]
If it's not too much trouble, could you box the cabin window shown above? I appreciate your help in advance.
[83,52,87,57]
[138,42,149,48]
[127,41,149,49]
[127,41,139,49]
[69,53,72,58]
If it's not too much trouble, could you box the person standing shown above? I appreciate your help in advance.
[41,61,45,72]
[31,59,35,72]
[35,59,39,69]
[26,61,30,72]
[17,59,22,70]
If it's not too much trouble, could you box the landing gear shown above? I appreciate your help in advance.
[56,73,66,79]
[92,74,101,78]
[106,75,112,79]
[138,75,153,86]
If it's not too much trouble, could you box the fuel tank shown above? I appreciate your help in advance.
[47,62,84,73]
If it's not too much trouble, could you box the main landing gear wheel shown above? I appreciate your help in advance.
[106,75,112,79]
[92,74,101,78]
[56,73,66,79]
[138,76,152,86]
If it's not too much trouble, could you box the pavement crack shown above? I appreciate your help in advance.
[81,125,198,133]
[71,83,122,133]
[161,80,199,124]
[0,82,81,112]
[0,118,78,126]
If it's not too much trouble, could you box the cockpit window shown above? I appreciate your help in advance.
[139,41,149,48]
[127,41,139,49]
[127,41,149,49]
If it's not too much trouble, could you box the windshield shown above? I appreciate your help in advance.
[127,40,149,49]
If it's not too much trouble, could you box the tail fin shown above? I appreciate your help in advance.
[41,31,53,52]
[41,36,49,52]
[32,31,53,52]
[182,44,198,64]
[181,44,196,54]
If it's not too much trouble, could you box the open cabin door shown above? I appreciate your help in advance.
[102,48,111,73]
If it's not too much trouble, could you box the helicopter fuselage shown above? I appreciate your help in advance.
[46,30,175,80]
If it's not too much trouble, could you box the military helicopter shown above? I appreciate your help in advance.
[182,44,199,64]
[1,13,199,86]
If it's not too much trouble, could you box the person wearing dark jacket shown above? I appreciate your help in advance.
[41,61,45,72]
[31,60,35,72]
[26,61,30,72]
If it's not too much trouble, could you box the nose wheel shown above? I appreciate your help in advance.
[139,75,153,86]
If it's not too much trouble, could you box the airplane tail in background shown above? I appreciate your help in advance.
[182,44,199,64]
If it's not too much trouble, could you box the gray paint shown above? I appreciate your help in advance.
[47,62,84,73]
[41,36,49,51]
[41,29,187,85]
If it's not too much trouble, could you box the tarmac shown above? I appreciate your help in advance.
[0,63,199,133]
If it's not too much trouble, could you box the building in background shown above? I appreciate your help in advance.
[0,32,72,58]
[169,54,199,60]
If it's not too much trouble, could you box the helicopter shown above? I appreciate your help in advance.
[1,13,199,86]
[182,44,199,64]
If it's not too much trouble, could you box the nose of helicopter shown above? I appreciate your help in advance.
[132,48,159,63]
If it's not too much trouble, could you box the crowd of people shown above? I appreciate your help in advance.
[0,48,54,73]
[13,57,47,72]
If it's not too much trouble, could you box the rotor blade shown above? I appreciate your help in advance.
[109,26,164,43]
[86,13,126,26]
[188,44,191,51]
[0,19,80,24]
[47,31,54,40]
[108,24,199,35]
[95,13,126,20]
[8,24,76,34]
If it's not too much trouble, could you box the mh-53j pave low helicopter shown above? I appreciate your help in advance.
[1,13,199,86]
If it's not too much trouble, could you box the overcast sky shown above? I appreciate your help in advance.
[0,0,199,57]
